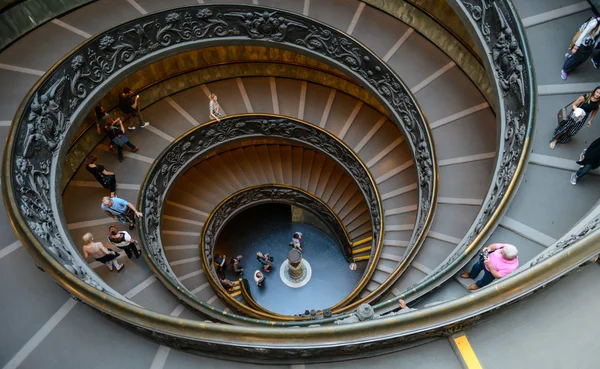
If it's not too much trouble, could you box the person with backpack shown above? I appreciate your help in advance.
[550,86,600,148]
[107,225,141,259]
[562,16,600,79]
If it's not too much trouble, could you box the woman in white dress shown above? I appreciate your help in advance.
[209,93,224,121]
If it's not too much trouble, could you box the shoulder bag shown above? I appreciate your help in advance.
[558,94,590,126]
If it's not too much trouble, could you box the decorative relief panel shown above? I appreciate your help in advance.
[141,117,382,286]
[428,0,532,274]
[6,5,434,299]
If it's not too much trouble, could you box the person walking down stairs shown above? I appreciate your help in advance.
[550,87,600,149]
[561,16,600,80]
[119,87,150,131]
[101,196,143,230]
[209,93,224,121]
[85,155,117,197]
[107,225,141,259]
[571,136,600,184]
[82,232,123,272]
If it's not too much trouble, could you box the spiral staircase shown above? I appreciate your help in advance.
[2,0,600,368]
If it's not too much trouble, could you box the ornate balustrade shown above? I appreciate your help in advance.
[4,1,588,363]
[3,4,436,317]
[369,0,536,314]
[140,116,381,321]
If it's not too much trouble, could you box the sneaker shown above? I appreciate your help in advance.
[561,70,568,80]
[593,58,599,69]
[140,122,150,128]
[570,172,577,185]
[127,126,136,131]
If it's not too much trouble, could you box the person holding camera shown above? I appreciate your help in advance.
[460,243,519,290]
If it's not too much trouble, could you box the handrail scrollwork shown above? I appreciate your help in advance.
[372,0,535,313]
[3,4,435,319]
[140,116,382,321]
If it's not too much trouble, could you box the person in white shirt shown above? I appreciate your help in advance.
[254,271,264,287]
[107,225,141,259]
[290,232,302,251]
[562,17,600,79]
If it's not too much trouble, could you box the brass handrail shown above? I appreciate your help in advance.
[197,184,359,320]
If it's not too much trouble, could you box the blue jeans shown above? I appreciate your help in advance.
[468,257,496,287]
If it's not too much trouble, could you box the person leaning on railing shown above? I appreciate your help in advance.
[460,244,519,290]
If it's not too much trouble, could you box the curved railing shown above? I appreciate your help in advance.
[141,115,382,321]
[4,0,579,362]
[201,183,354,273]
[2,3,436,316]
[367,0,536,314]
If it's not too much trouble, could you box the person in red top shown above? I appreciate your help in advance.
[460,243,519,290]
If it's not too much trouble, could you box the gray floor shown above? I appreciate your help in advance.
[0,0,599,368]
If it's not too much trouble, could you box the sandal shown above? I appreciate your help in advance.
[132,146,139,152]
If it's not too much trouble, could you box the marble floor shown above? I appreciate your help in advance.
[216,204,366,315]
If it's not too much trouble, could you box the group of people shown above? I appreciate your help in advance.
[215,254,244,292]
[95,87,150,162]
[82,225,142,272]
[80,193,144,271]
[555,17,600,184]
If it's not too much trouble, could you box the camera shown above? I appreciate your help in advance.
[480,249,489,258]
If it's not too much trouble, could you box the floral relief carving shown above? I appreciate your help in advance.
[142,117,382,283]
[430,1,532,277]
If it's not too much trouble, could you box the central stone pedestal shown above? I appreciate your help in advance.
[280,249,312,288]
[287,249,303,279]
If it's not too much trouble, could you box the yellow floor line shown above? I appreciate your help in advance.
[232,285,241,291]
[230,291,241,297]
[453,335,483,369]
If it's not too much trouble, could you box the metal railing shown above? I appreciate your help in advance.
[371,0,535,314]
[1,1,569,362]
[2,3,435,320]
[139,116,383,321]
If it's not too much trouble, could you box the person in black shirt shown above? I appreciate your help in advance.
[86,155,117,197]
[571,136,600,184]
[118,87,150,131]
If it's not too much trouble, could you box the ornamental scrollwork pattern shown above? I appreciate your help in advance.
[10,5,430,300]
[426,1,532,277]
[203,186,352,280]
[530,213,600,267]
[141,117,382,289]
